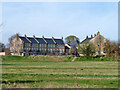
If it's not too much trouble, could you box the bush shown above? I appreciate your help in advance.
[74,56,118,61]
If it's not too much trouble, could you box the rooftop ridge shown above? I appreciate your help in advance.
[42,37,47,44]
[23,35,32,43]
[52,37,56,44]
[33,36,39,43]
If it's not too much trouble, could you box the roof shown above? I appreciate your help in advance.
[65,46,70,49]
[27,37,38,43]
[65,44,71,49]
[80,38,93,44]
[19,36,30,43]
[36,38,46,44]
[70,40,79,48]
[44,38,55,44]
[19,36,64,44]
[54,39,64,44]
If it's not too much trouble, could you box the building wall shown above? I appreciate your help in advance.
[23,43,65,56]
[10,36,65,56]
[90,34,107,55]
[0,52,5,55]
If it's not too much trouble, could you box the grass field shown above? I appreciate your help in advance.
[1,55,118,88]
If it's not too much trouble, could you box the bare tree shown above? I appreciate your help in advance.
[104,40,118,57]
[0,42,5,52]
[65,35,80,44]
[8,33,19,48]
[78,42,95,58]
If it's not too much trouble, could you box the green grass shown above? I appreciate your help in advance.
[1,55,119,88]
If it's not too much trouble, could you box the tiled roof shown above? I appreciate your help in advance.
[65,46,70,49]
[19,36,30,43]
[36,38,46,44]
[27,37,38,43]
[80,38,93,44]
[54,39,64,44]
[44,38,55,44]
[70,40,79,48]
[19,36,64,44]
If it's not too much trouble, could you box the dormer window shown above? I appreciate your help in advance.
[98,44,100,48]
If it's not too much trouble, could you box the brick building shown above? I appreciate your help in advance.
[10,34,65,56]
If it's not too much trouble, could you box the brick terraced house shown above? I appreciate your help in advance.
[10,34,65,56]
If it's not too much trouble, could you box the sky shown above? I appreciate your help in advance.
[2,2,118,45]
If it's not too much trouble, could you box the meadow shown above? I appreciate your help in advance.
[1,55,118,88]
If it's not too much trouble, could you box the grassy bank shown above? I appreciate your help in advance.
[1,56,118,88]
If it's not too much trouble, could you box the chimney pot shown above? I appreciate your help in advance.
[16,34,19,37]
[24,34,26,37]
[61,37,63,40]
[91,35,93,38]
[52,36,54,39]
[94,34,96,37]
[42,36,44,38]
[33,35,35,38]
[16,34,19,40]
[97,31,100,35]
[86,36,88,39]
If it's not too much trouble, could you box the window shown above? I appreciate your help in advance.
[60,49,61,53]
[98,44,100,48]
[11,48,13,52]
[32,44,34,47]
[104,48,106,53]
[98,50,100,54]
[20,48,22,52]
[42,48,44,53]
[51,44,52,47]
[53,44,55,47]
[62,49,64,52]
[39,44,41,47]
[39,48,41,51]
[16,45,18,48]
[50,49,52,53]
[45,49,46,52]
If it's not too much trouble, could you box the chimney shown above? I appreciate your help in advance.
[94,34,96,37]
[91,35,93,38]
[42,36,44,38]
[61,37,63,40]
[86,36,88,39]
[16,34,19,40]
[52,36,54,39]
[24,34,26,37]
[16,34,19,37]
[97,31,100,35]
[33,35,35,38]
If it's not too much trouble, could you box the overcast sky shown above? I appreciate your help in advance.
[2,2,118,44]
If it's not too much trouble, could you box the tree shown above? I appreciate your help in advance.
[65,35,80,44]
[104,40,118,57]
[8,33,19,48]
[0,42,5,52]
[78,42,95,58]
